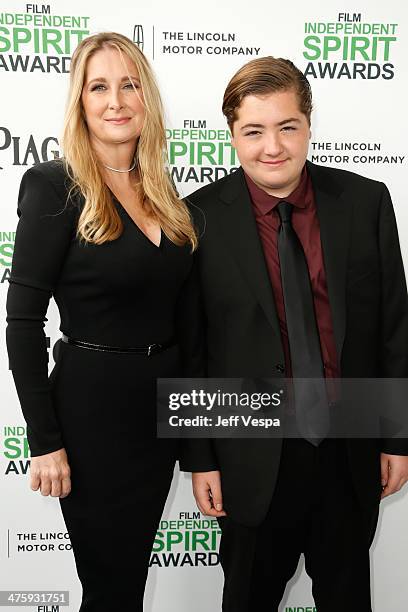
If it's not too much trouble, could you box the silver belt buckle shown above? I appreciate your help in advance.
[147,343,161,356]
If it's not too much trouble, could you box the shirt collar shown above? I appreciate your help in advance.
[244,165,310,216]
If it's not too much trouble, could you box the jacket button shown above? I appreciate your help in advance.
[275,364,285,374]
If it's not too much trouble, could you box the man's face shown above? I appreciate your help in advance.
[231,89,311,197]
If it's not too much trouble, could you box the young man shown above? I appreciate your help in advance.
[180,57,408,611]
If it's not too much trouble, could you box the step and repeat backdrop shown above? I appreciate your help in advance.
[1,0,408,610]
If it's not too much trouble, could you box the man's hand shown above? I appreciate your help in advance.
[380,453,408,499]
[192,470,227,517]
[30,448,71,498]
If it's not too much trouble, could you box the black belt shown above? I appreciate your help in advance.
[61,334,176,356]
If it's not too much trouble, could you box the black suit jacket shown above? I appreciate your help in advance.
[180,161,408,527]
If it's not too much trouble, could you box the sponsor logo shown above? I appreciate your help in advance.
[133,24,144,51]
[2,425,30,475]
[7,530,72,554]
[0,3,90,73]
[150,511,221,567]
[309,140,406,166]
[132,25,261,58]
[161,30,261,56]
[167,119,238,186]
[0,230,14,284]
[303,12,398,79]
[0,126,61,168]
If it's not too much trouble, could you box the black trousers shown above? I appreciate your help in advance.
[59,445,176,612]
[218,439,379,612]
[53,342,180,611]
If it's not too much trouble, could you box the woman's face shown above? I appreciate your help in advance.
[81,46,145,149]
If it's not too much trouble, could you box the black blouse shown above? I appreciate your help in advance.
[6,161,203,456]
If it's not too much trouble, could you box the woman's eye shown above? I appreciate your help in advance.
[90,83,139,91]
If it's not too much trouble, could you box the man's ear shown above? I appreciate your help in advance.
[230,127,236,148]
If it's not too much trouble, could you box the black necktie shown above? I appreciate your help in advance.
[277,201,329,446]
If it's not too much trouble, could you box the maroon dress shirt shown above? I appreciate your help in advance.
[244,166,340,381]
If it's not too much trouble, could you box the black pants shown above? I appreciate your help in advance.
[218,439,379,612]
[53,342,180,611]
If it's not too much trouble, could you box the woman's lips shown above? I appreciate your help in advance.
[105,118,131,125]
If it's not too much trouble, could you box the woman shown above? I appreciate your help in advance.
[6,32,201,611]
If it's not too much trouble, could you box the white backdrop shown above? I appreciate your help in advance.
[1,0,407,610]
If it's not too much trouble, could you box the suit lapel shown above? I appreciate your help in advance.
[307,161,351,362]
[214,163,351,363]
[218,169,282,344]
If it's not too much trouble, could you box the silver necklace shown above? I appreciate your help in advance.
[103,158,136,173]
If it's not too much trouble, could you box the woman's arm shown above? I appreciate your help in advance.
[6,162,76,475]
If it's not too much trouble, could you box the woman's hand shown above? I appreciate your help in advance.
[30,448,71,498]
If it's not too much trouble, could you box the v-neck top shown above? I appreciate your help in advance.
[109,187,162,249]
[8,161,192,346]
[6,160,194,455]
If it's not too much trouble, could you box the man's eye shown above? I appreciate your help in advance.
[245,131,260,136]
[282,126,296,132]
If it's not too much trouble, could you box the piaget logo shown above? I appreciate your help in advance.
[0,230,14,284]
[0,3,90,73]
[0,126,61,169]
[303,12,398,79]
[150,511,221,567]
[167,119,238,185]
[2,425,31,475]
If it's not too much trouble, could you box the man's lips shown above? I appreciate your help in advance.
[259,159,288,166]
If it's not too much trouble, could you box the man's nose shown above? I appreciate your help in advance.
[263,133,284,157]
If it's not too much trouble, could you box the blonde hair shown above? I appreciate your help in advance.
[62,32,197,249]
